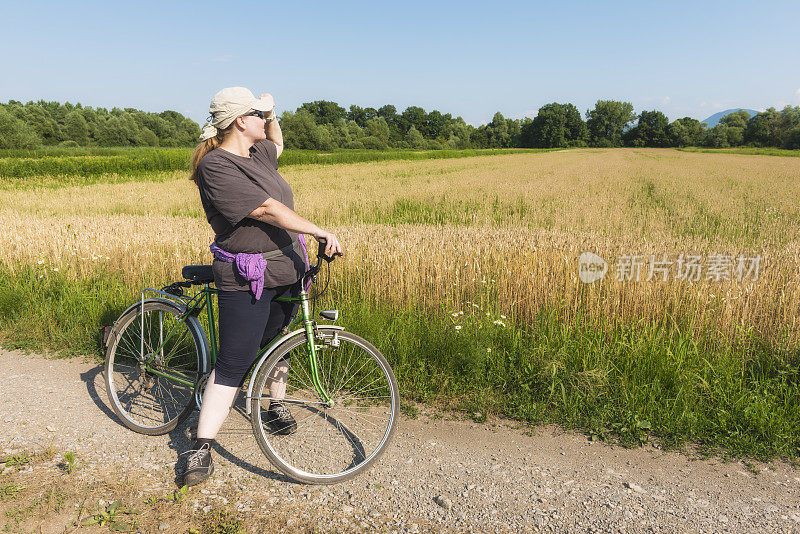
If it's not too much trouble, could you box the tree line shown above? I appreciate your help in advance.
[284,100,800,150]
[0,100,201,149]
[2,98,799,150]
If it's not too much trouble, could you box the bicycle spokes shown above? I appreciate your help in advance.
[250,331,398,483]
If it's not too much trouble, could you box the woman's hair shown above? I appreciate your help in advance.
[190,124,233,183]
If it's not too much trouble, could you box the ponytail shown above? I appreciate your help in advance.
[190,137,221,183]
[190,123,234,183]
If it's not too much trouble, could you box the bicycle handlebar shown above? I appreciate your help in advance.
[315,237,341,264]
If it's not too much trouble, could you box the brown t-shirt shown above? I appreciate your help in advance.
[196,140,305,291]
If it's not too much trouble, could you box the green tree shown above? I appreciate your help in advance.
[668,117,705,147]
[785,126,800,149]
[377,104,397,120]
[64,111,89,145]
[715,110,750,146]
[485,112,511,148]
[623,110,670,147]
[365,117,390,147]
[0,106,42,148]
[719,110,750,129]
[136,127,159,146]
[586,100,636,147]
[470,125,489,148]
[175,118,202,146]
[96,116,132,146]
[399,106,427,135]
[744,108,781,146]
[777,106,800,148]
[406,125,426,149]
[346,120,365,140]
[299,101,346,125]
[520,103,587,148]
[703,124,732,148]
[347,105,367,126]
[23,104,62,145]
[280,109,336,150]
[447,119,473,149]
[325,118,352,147]
[424,110,448,139]
[360,136,387,149]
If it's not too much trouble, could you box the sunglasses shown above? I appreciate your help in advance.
[242,110,265,119]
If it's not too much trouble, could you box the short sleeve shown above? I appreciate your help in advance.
[253,140,278,170]
[197,156,270,227]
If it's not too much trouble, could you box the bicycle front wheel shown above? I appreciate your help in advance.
[105,300,204,435]
[249,330,399,484]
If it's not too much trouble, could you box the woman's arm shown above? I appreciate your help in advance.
[265,113,283,159]
[260,93,283,159]
[248,198,342,257]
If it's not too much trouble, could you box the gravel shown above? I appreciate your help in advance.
[2,348,800,533]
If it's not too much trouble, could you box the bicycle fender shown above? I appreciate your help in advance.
[107,298,186,349]
[107,298,210,375]
[113,297,182,323]
[245,325,345,415]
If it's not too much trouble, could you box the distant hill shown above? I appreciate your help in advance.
[701,109,760,128]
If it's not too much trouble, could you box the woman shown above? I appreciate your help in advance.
[183,87,342,486]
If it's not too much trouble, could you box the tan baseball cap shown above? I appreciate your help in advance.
[208,87,274,130]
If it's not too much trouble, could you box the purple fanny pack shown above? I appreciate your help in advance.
[210,236,310,299]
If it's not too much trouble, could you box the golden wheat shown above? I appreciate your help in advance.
[2,148,798,346]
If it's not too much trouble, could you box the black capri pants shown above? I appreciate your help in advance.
[213,280,300,387]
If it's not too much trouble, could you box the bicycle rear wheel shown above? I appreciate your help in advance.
[249,329,399,484]
[105,300,203,435]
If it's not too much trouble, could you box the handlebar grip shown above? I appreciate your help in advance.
[317,238,334,263]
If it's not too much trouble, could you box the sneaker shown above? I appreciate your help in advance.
[265,402,297,435]
[180,443,214,487]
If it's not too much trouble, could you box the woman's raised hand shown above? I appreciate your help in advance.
[259,93,275,111]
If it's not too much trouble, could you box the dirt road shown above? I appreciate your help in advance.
[1,348,798,533]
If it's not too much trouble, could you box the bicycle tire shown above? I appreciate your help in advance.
[249,329,399,484]
[104,299,204,435]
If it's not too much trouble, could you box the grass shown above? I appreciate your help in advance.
[0,148,191,179]
[0,147,799,460]
[679,147,800,157]
[80,500,140,530]
[0,483,25,501]
[58,452,78,474]
[0,146,557,184]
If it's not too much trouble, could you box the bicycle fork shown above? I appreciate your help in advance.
[300,293,333,406]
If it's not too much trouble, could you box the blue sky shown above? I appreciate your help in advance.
[1,0,798,126]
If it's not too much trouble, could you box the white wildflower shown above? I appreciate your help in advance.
[454,325,462,331]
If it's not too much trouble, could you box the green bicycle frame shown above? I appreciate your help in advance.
[141,280,331,403]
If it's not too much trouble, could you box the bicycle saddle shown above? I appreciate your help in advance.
[182,265,214,284]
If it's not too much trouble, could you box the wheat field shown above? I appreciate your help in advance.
[3,148,799,346]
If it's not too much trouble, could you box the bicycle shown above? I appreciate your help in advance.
[102,239,399,484]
